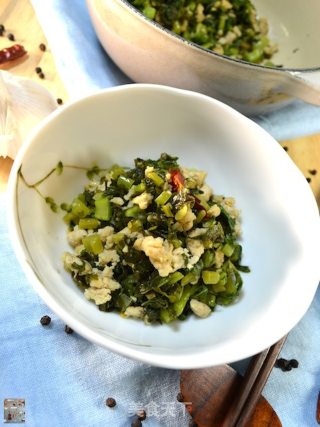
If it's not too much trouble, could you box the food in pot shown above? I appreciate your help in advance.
[128,0,278,64]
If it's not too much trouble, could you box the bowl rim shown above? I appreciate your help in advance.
[110,0,320,72]
[7,83,320,369]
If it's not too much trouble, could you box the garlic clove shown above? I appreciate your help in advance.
[0,70,57,159]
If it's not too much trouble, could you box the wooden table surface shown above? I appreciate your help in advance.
[0,0,319,210]
[0,0,67,191]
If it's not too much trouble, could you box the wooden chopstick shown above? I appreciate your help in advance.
[221,335,287,427]
[316,391,320,424]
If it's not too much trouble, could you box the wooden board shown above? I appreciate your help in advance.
[0,0,319,210]
[0,0,68,191]
[0,0,67,98]
[281,135,320,207]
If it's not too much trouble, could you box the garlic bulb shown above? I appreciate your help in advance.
[0,70,57,159]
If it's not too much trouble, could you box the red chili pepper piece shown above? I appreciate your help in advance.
[0,44,27,65]
[170,169,185,192]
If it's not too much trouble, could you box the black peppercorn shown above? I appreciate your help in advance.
[64,325,73,334]
[308,169,317,176]
[137,409,146,421]
[0,24,5,32]
[40,315,51,326]
[56,98,63,105]
[177,392,184,402]
[7,33,15,41]
[39,43,46,51]
[105,397,116,408]
[38,72,45,79]
[289,359,299,368]
[131,417,142,427]
[35,66,42,74]
[275,358,290,371]
[306,177,311,183]
[276,357,299,371]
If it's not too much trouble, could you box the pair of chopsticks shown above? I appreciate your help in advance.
[221,335,287,427]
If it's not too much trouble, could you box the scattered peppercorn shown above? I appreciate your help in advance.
[40,315,51,326]
[38,72,45,79]
[35,66,42,74]
[289,359,299,368]
[0,24,5,32]
[105,397,116,408]
[282,146,288,152]
[136,409,146,421]
[64,325,73,334]
[308,169,317,176]
[131,417,142,427]
[275,357,299,371]
[275,358,290,371]
[39,43,46,51]
[176,392,184,402]
[306,177,311,183]
[7,33,15,41]
[0,27,4,36]
[56,98,63,105]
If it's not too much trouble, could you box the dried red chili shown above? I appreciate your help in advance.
[0,44,27,65]
[170,169,185,192]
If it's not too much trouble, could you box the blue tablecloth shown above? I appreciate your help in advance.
[1,1,319,426]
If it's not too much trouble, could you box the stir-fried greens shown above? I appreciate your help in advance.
[62,154,249,324]
[128,0,278,65]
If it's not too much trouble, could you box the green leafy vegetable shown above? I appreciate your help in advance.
[128,0,278,65]
[62,153,249,324]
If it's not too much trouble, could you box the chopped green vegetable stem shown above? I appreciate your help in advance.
[59,153,249,325]
[129,0,278,65]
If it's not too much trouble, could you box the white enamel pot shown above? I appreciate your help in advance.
[87,0,320,115]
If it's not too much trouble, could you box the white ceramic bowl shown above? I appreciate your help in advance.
[87,0,320,115]
[8,84,320,369]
